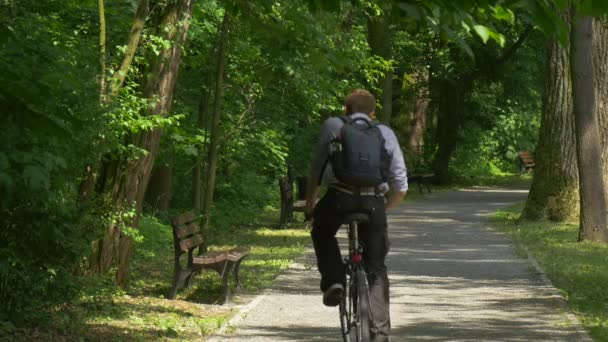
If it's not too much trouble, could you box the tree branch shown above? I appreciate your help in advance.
[496,24,535,65]
[108,0,149,97]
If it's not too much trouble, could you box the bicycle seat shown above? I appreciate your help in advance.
[343,213,370,224]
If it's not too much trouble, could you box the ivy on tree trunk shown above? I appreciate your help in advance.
[91,0,194,287]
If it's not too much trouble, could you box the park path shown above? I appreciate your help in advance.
[209,187,591,341]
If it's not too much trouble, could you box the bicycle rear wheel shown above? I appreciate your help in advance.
[355,269,371,341]
[339,288,351,342]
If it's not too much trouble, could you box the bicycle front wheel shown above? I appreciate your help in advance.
[355,270,371,341]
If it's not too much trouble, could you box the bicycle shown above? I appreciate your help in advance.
[339,213,372,342]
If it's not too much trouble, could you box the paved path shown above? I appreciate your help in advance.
[210,188,591,341]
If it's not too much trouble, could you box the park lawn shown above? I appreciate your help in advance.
[492,203,608,341]
[8,213,312,341]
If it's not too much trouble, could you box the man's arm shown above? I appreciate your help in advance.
[385,190,406,210]
[381,126,408,210]
[304,118,339,220]
[304,181,320,220]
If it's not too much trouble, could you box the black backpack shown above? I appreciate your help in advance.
[329,116,388,187]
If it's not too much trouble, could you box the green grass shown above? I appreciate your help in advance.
[451,171,533,188]
[8,209,311,341]
[129,215,311,303]
[492,203,608,341]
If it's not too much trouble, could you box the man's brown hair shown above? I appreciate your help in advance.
[344,89,376,115]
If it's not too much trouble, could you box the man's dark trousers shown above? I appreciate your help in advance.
[311,188,391,341]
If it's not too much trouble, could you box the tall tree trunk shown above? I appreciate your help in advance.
[115,0,194,287]
[108,0,149,96]
[407,67,430,167]
[367,13,392,123]
[91,0,194,286]
[571,15,608,242]
[145,157,173,213]
[201,12,230,251]
[522,30,579,221]
[594,18,608,209]
[193,80,212,212]
[98,0,107,100]
[80,0,148,206]
[432,78,469,184]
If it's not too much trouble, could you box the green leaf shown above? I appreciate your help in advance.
[473,25,490,43]
[489,31,506,47]
[184,145,198,157]
[492,6,514,24]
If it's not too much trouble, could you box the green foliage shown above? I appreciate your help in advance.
[494,204,608,341]
[213,172,280,229]
[0,193,102,323]
[0,0,106,324]
[0,0,588,333]
[440,26,544,183]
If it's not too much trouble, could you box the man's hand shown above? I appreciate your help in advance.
[304,208,314,222]
[385,191,406,210]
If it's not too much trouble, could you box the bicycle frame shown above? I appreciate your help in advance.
[339,219,371,342]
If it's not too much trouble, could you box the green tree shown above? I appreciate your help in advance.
[570,12,608,242]
[522,11,579,221]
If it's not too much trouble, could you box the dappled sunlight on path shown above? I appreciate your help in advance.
[210,187,591,341]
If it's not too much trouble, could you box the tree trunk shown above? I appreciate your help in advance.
[571,15,608,242]
[98,0,107,100]
[145,159,173,213]
[593,18,608,209]
[407,67,430,167]
[432,78,469,184]
[367,13,392,123]
[91,0,194,286]
[108,0,149,96]
[522,31,579,221]
[201,12,230,251]
[193,80,212,212]
[79,0,147,206]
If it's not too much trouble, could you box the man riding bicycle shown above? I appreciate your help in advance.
[305,89,408,342]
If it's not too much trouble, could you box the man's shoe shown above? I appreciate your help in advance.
[323,283,344,307]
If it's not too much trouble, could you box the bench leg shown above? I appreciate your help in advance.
[232,258,247,295]
[184,270,197,289]
[221,261,235,305]
[169,268,191,300]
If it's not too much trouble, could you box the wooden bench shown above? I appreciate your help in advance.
[279,176,314,227]
[408,173,435,194]
[518,151,535,173]
[169,211,249,304]
[278,177,295,227]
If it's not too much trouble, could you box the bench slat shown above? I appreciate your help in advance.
[227,247,250,262]
[293,200,306,212]
[175,222,200,239]
[193,251,227,265]
[172,211,196,226]
[518,151,535,169]
[179,234,204,251]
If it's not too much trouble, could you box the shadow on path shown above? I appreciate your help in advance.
[211,187,590,342]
